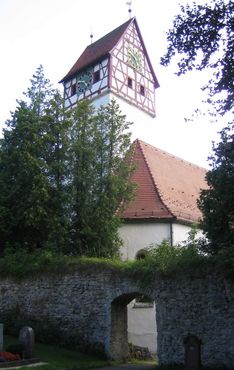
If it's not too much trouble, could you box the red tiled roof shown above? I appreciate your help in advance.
[60,17,159,88]
[122,140,208,223]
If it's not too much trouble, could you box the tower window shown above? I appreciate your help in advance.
[71,83,76,96]
[128,77,133,89]
[140,85,145,96]
[93,70,100,84]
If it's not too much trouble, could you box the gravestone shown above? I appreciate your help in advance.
[18,326,35,359]
[184,335,202,370]
[0,324,3,352]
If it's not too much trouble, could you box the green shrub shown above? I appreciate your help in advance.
[0,238,232,282]
[0,248,66,278]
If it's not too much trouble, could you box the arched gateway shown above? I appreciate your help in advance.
[110,292,155,361]
[0,266,233,368]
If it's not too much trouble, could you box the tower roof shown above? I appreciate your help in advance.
[122,140,208,223]
[60,17,159,88]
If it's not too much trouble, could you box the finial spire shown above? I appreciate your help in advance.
[126,1,132,19]
[90,26,93,44]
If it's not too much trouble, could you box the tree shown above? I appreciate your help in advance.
[39,91,71,251]
[68,99,134,258]
[161,0,234,118]
[198,128,234,254]
[0,102,51,251]
[161,0,234,255]
[0,67,134,257]
[0,66,69,252]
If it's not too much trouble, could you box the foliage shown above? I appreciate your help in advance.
[0,242,204,279]
[141,240,207,279]
[161,0,234,258]
[0,238,233,281]
[67,99,134,257]
[198,127,234,255]
[0,247,66,277]
[161,0,234,118]
[0,66,70,253]
[0,67,134,257]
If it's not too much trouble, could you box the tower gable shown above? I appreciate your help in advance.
[60,18,159,114]
[110,19,158,116]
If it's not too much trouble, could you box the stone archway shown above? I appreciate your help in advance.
[110,292,156,361]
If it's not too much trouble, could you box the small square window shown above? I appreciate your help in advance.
[71,84,76,96]
[93,70,100,84]
[128,77,133,88]
[140,85,145,96]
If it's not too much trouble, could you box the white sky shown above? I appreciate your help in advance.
[0,0,224,168]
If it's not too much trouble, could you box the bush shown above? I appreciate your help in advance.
[0,248,66,278]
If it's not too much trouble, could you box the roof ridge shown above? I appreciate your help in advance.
[138,139,207,171]
[136,139,175,218]
[93,17,134,50]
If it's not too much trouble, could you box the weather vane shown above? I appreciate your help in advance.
[126,1,132,19]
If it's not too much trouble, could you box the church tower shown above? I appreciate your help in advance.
[60,18,159,138]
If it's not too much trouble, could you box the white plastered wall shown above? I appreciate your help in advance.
[172,223,191,244]
[119,222,171,260]
[92,92,155,142]
[173,223,204,245]
[128,301,157,355]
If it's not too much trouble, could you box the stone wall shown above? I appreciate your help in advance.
[0,266,233,368]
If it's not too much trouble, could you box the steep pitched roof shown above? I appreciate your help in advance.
[123,140,208,223]
[60,17,159,87]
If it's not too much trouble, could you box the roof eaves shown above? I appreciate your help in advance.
[60,53,110,83]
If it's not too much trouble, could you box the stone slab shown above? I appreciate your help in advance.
[0,325,3,352]
[0,358,41,369]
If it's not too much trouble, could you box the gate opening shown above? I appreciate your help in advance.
[110,292,157,361]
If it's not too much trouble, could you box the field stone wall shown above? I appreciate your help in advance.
[0,266,233,368]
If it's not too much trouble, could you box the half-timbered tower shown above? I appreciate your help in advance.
[60,18,159,135]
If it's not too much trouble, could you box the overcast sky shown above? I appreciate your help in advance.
[0,0,224,168]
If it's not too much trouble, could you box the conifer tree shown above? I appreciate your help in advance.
[0,67,134,257]
[68,99,134,257]
[0,102,50,250]
[0,67,69,252]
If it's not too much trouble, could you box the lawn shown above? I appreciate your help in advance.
[1,336,231,370]
[2,336,183,370]
[3,335,111,370]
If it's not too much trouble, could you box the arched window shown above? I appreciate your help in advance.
[136,249,148,260]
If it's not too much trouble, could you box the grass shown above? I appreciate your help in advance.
[3,335,111,370]
[3,336,230,370]
[3,335,184,370]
